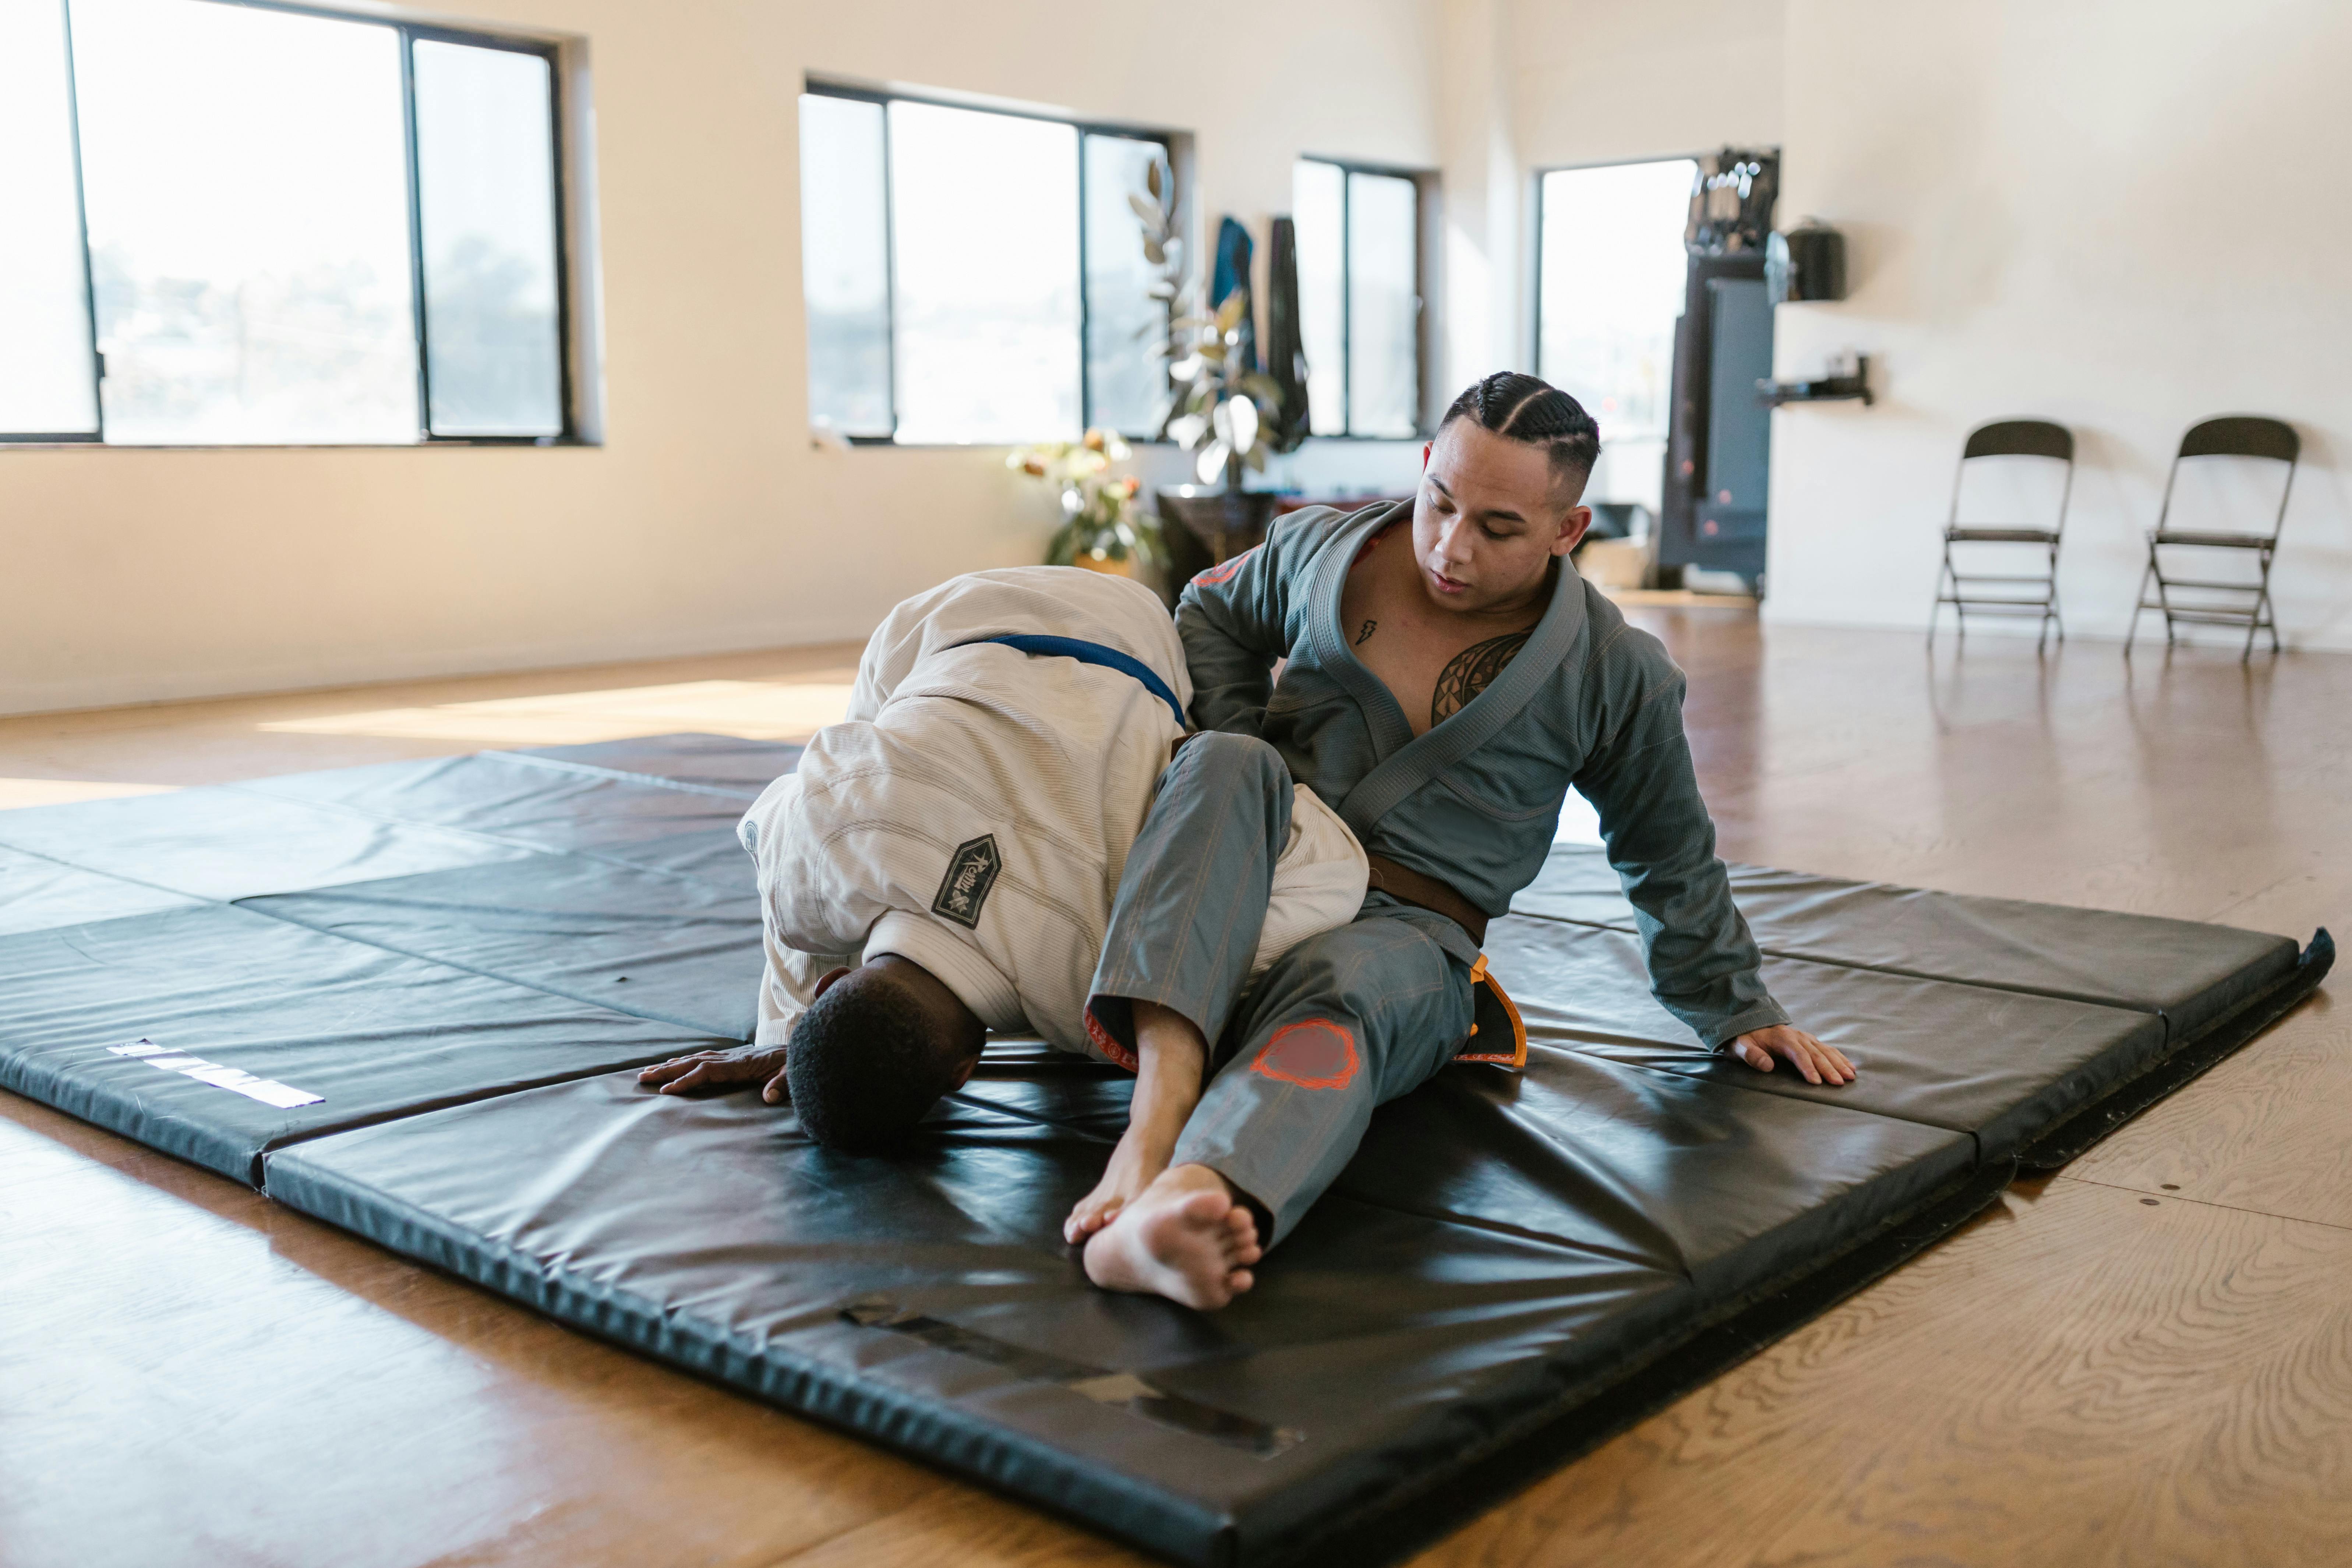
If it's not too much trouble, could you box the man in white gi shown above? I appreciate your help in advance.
[636,566,1369,1308]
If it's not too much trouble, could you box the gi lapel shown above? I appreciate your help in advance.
[1307,502,1421,763]
[1327,537,1588,850]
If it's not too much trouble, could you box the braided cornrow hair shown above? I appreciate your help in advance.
[1439,372,1601,499]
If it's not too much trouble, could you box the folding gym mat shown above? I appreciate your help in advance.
[0,903,727,1184]
[0,737,804,1183]
[0,734,2327,1567]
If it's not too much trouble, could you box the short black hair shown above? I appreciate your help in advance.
[785,970,974,1152]
[1439,372,1601,499]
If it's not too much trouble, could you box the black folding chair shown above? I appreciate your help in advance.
[1929,419,2074,650]
[2126,416,2298,661]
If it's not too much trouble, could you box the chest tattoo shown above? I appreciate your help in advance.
[1431,631,1531,725]
[1354,619,1377,645]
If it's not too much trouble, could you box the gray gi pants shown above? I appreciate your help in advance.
[1088,732,1476,1243]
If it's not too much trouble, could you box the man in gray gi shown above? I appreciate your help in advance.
[1072,371,1855,1312]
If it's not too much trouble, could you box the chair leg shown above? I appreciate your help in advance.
[1928,544,1953,646]
[2124,554,2154,657]
[2152,547,2178,647]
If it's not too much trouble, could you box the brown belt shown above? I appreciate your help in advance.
[1364,854,1488,945]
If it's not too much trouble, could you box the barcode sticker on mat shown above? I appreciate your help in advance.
[107,1040,324,1109]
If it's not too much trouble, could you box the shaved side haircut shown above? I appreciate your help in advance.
[1440,372,1602,501]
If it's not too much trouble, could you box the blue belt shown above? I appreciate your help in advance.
[958,634,1189,731]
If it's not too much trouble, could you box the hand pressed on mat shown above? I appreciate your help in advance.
[1730,1023,1856,1085]
[636,1043,791,1103]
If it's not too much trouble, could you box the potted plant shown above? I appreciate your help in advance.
[1008,428,1163,580]
[1129,168,1292,588]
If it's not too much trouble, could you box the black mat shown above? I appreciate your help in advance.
[0,841,203,936]
[246,852,763,1041]
[0,784,533,902]
[0,734,2326,1567]
[1515,845,2300,1040]
[0,903,720,1183]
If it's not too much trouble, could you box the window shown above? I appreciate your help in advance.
[1534,158,1697,510]
[1292,157,1422,439]
[0,0,572,445]
[798,83,1171,444]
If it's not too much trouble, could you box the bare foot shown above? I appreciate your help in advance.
[1064,1123,1175,1244]
[1083,1164,1262,1311]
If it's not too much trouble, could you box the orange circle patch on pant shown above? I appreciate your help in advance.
[1250,1018,1359,1091]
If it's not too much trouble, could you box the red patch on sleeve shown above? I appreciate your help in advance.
[1250,1018,1359,1091]
[1084,1007,1140,1073]
[1190,547,1258,587]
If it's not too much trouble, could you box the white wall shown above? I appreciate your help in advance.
[1767,0,2352,648]
[0,0,1442,715]
[1510,0,1782,173]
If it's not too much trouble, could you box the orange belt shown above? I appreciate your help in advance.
[1454,954,1528,1070]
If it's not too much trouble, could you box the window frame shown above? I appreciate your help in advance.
[1294,153,1429,442]
[801,78,1177,447]
[4,0,580,448]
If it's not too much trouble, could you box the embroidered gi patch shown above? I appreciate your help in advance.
[931,835,1002,928]
[1250,1018,1358,1091]
[1190,546,1257,587]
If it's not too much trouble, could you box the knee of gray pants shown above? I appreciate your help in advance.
[1159,729,1286,804]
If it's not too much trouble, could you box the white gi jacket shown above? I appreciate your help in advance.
[740,567,1369,1060]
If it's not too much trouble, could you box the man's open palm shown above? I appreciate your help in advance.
[1730,1024,1855,1085]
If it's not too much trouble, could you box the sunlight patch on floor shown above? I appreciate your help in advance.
[257,680,860,745]
[0,779,181,811]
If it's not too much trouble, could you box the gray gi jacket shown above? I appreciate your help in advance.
[1177,499,1788,1049]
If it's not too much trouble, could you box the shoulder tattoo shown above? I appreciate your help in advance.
[1431,631,1531,725]
[1355,618,1377,645]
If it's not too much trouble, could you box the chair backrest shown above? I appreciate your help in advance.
[1963,419,2073,463]
[1950,419,2074,536]
[2178,415,2297,465]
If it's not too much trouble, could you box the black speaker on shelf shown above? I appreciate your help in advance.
[1766,221,1847,304]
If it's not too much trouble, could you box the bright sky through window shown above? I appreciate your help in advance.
[1537,159,1696,510]
[0,0,99,437]
[887,101,1080,445]
[414,40,564,437]
[71,0,419,444]
[1293,158,1419,439]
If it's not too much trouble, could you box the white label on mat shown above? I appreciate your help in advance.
[107,1040,324,1109]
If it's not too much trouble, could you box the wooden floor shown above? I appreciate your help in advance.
[4,616,2346,1568]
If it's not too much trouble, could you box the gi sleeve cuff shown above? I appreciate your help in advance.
[1703,1000,1792,1052]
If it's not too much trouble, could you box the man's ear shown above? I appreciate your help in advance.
[1552,505,1594,558]
[812,965,853,1000]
